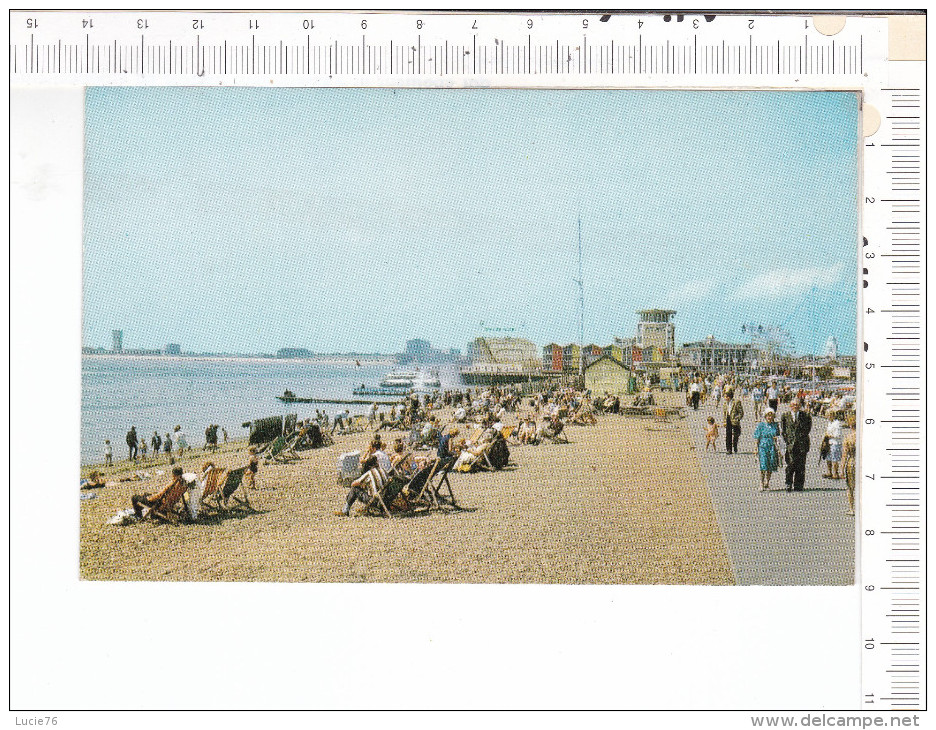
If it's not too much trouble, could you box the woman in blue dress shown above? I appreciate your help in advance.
[753,408,781,491]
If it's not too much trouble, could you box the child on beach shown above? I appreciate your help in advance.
[705,417,719,451]
[244,447,260,490]
[103,440,113,466]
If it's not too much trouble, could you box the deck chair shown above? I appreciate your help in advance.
[356,453,431,517]
[263,436,289,463]
[194,465,231,516]
[353,466,394,517]
[387,459,441,511]
[216,467,251,511]
[542,422,570,444]
[141,477,191,524]
[268,433,302,463]
[418,457,458,510]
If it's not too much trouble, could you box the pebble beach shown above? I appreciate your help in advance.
[80,392,735,584]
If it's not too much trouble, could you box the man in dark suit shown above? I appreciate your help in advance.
[780,398,812,491]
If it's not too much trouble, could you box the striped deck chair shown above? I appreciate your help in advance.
[357,452,432,517]
[194,464,237,516]
[138,477,191,524]
[268,433,302,463]
[353,463,394,517]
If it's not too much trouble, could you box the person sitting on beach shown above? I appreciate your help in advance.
[340,436,392,515]
[517,416,537,445]
[453,435,492,472]
[131,466,187,520]
[305,420,325,448]
[437,427,459,468]
[571,403,597,426]
[420,416,440,445]
[705,417,719,452]
[390,438,420,476]
[536,415,565,442]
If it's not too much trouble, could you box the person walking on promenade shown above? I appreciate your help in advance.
[139,439,148,462]
[752,383,765,420]
[151,431,162,458]
[126,426,138,461]
[163,432,173,458]
[689,378,701,410]
[722,387,744,454]
[780,398,812,491]
[822,411,844,480]
[711,380,722,408]
[753,409,781,490]
[704,417,719,452]
[842,412,857,516]
[766,381,779,413]
[103,440,113,466]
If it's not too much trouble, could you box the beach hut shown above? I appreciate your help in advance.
[584,355,630,396]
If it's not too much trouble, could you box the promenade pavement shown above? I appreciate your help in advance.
[685,398,855,586]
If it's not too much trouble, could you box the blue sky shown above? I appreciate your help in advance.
[84,88,858,354]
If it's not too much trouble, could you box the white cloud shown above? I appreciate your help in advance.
[732,262,845,301]
[668,279,718,302]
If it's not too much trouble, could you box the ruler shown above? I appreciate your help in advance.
[861,84,926,710]
[10,11,882,82]
[10,10,925,710]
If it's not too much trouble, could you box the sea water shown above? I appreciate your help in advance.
[80,356,460,466]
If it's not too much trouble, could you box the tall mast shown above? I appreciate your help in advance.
[577,216,584,380]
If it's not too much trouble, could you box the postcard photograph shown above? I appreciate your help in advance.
[80,87,859,585]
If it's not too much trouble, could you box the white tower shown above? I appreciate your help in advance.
[825,335,839,360]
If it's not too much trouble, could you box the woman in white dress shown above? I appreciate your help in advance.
[823,411,844,480]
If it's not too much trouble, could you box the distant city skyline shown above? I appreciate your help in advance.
[84,88,859,355]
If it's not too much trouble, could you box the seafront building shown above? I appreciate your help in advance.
[635,309,676,359]
[401,338,460,363]
[679,336,757,374]
[462,336,542,383]
[584,355,635,395]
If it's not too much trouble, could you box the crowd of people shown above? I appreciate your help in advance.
[116,423,230,466]
[689,372,857,515]
[335,385,606,516]
[102,373,859,523]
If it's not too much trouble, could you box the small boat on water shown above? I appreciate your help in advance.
[379,367,442,390]
[380,370,418,388]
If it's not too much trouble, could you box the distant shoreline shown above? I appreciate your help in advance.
[82,353,399,366]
